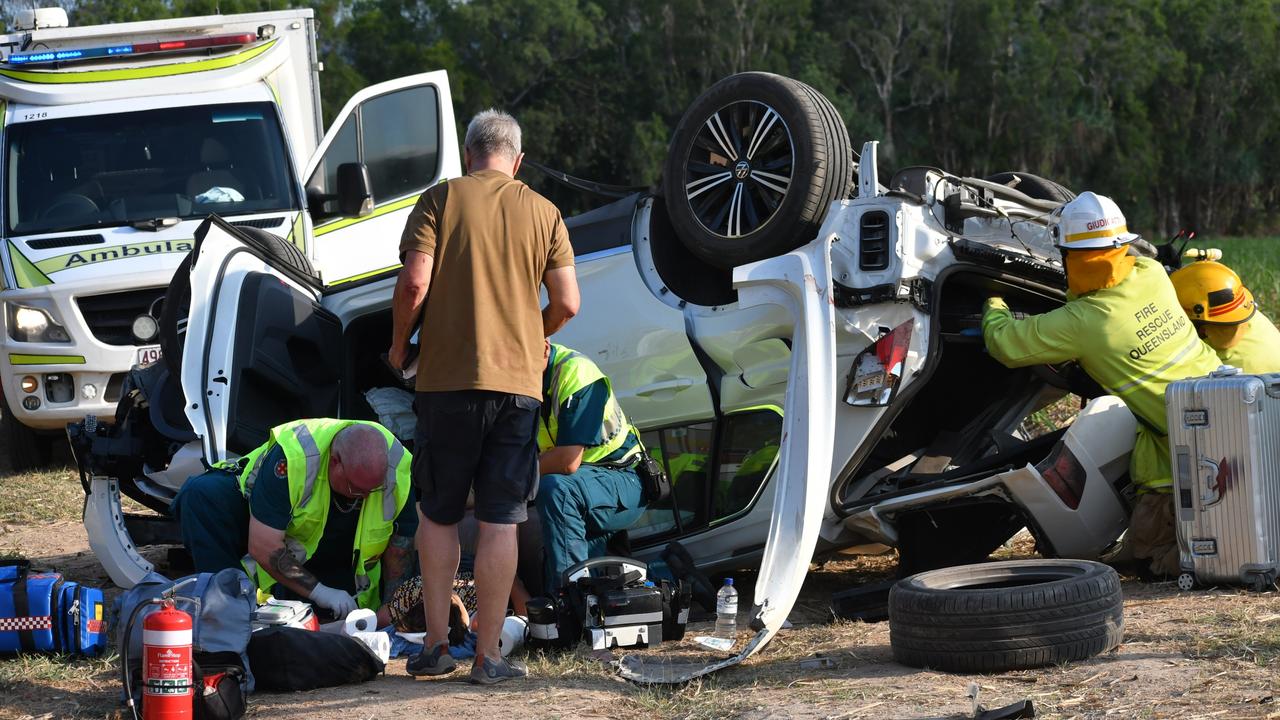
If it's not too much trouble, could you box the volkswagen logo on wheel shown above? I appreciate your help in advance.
[733,160,751,180]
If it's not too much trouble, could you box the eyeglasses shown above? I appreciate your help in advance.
[331,452,376,499]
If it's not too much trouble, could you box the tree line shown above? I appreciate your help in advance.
[19,0,1280,234]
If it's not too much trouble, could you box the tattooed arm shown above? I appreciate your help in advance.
[380,534,415,600]
[247,516,320,598]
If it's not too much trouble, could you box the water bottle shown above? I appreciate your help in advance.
[714,578,738,639]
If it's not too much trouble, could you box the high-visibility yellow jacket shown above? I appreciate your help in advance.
[1218,311,1280,375]
[982,257,1221,493]
[227,419,412,609]
[537,344,642,466]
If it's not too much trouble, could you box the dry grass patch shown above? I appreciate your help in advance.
[0,652,123,719]
[1182,605,1280,666]
[0,467,85,525]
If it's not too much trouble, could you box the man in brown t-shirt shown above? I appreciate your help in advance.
[389,109,579,684]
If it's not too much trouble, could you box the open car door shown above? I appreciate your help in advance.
[181,216,341,464]
[302,71,461,288]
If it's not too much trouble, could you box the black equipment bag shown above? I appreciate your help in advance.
[192,651,247,720]
[247,627,383,691]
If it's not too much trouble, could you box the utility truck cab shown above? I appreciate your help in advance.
[0,8,459,467]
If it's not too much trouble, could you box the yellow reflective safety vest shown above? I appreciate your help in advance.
[226,418,412,609]
[1218,311,1280,375]
[648,447,709,482]
[982,257,1221,493]
[537,344,641,465]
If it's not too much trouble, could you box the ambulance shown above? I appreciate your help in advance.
[0,7,459,468]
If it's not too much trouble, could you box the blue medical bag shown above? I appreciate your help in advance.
[0,561,107,656]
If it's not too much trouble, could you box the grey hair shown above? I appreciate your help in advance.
[464,109,522,161]
[332,424,388,480]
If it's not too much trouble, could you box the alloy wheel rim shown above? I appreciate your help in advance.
[682,100,794,239]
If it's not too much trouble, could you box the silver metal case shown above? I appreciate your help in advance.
[1166,368,1280,590]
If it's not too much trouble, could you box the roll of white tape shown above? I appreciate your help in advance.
[344,608,378,635]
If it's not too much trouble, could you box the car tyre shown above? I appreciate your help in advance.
[1,402,54,472]
[159,226,314,377]
[662,72,853,269]
[889,559,1123,672]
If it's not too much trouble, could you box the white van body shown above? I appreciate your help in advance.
[0,10,459,454]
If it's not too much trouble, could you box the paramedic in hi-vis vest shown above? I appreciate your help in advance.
[981,192,1221,578]
[1170,259,1280,374]
[535,341,647,591]
[172,420,416,620]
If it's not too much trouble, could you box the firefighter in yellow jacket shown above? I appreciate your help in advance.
[982,192,1221,578]
[1170,260,1280,375]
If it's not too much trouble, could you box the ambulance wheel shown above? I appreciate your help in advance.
[663,72,853,269]
[1,407,54,472]
[1177,573,1196,592]
[889,559,1123,672]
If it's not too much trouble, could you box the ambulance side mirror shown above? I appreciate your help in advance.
[335,162,374,218]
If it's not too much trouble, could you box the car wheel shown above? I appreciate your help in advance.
[1,404,54,472]
[159,226,314,377]
[662,72,853,269]
[889,559,1123,672]
[984,171,1076,204]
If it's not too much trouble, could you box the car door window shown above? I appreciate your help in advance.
[711,409,783,523]
[310,116,357,218]
[360,86,439,203]
[308,85,440,222]
[629,422,713,543]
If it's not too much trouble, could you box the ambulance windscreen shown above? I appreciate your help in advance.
[6,101,298,235]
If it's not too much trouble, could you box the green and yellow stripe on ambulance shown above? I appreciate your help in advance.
[6,239,196,289]
[313,195,420,287]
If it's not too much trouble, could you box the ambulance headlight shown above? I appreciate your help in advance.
[7,303,71,343]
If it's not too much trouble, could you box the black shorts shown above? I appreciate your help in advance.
[414,390,540,525]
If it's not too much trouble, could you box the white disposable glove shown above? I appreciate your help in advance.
[308,583,358,618]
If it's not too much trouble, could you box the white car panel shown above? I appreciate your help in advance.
[180,219,320,464]
[554,243,715,429]
[621,234,839,683]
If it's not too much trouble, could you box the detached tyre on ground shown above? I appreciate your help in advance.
[889,559,1123,673]
[662,72,854,269]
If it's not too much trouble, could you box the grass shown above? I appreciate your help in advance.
[520,618,882,718]
[1182,607,1280,667]
[0,465,85,525]
[0,652,124,719]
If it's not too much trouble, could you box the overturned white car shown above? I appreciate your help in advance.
[71,72,1140,679]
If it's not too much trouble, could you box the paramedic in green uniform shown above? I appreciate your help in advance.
[982,192,1221,578]
[172,420,417,618]
[535,341,647,591]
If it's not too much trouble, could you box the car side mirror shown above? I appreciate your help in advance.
[336,162,374,217]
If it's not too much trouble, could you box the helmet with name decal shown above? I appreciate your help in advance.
[1170,260,1256,326]
[1049,191,1139,249]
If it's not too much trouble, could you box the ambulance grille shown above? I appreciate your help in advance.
[76,287,168,347]
[859,211,890,271]
[231,217,286,229]
[25,234,105,250]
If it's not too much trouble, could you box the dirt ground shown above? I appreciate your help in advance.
[1,509,1278,720]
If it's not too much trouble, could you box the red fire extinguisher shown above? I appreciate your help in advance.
[141,598,193,720]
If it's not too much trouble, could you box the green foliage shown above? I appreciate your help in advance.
[25,0,1280,223]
